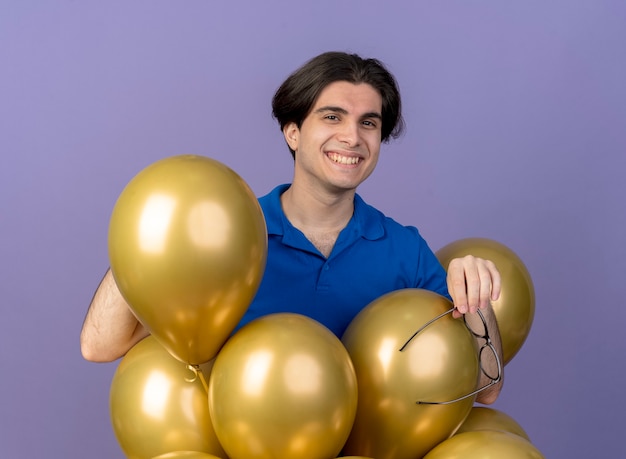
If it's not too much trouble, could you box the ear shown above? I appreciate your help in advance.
[283,122,300,152]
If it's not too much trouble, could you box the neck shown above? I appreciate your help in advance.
[281,182,355,257]
[281,181,355,232]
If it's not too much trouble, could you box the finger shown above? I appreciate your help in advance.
[463,257,481,314]
[487,260,502,301]
[477,260,493,310]
[446,259,468,314]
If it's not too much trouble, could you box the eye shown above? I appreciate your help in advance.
[324,114,339,121]
[362,119,378,128]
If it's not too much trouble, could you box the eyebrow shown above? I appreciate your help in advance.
[314,105,382,120]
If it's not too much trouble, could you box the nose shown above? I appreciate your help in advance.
[337,121,360,147]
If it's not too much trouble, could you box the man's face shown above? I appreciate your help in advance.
[283,81,383,195]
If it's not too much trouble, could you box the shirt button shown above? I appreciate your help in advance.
[324,264,330,271]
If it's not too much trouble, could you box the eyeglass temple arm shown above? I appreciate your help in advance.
[399,307,456,352]
[416,376,501,406]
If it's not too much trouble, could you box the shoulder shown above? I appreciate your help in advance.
[352,194,448,296]
[258,184,289,209]
[258,184,290,235]
[354,194,424,242]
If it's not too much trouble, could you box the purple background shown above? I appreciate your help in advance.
[1,1,625,458]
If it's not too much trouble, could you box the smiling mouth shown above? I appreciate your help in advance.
[327,152,361,165]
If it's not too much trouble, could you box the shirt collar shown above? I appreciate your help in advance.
[352,193,385,240]
[260,184,385,241]
[260,184,290,237]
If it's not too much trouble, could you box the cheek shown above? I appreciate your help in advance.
[366,137,382,158]
[304,129,333,151]
[368,153,381,172]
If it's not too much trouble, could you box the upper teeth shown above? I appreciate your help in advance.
[329,153,360,165]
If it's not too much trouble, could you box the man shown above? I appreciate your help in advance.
[81,51,503,404]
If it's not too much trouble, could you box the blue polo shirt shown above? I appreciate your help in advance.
[237,184,450,338]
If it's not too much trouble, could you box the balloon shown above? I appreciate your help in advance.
[108,154,267,365]
[423,430,545,458]
[110,337,227,459]
[152,453,224,459]
[341,289,480,459]
[454,406,531,441]
[208,313,358,459]
[436,237,535,364]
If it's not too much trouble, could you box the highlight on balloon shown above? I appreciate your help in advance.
[399,307,503,406]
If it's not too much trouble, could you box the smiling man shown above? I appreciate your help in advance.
[81,51,503,404]
[280,81,384,257]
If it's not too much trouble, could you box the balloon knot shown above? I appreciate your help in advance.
[185,364,200,383]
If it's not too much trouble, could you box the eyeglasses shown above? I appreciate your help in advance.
[399,307,502,405]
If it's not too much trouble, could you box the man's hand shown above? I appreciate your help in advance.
[446,255,504,404]
[446,255,501,318]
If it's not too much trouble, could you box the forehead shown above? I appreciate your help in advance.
[312,81,382,113]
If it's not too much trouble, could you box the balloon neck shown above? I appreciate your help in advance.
[185,364,209,394]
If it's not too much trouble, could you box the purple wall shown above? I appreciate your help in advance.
[2,1,624,457]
